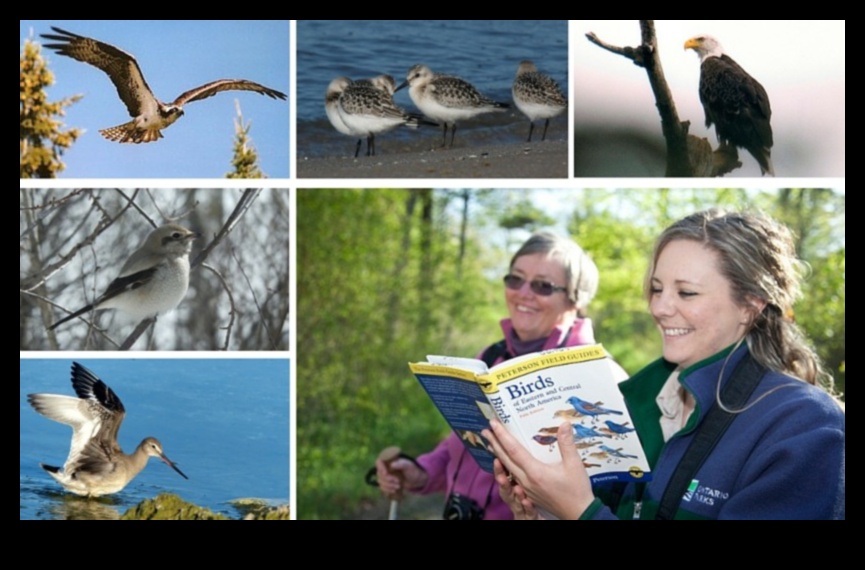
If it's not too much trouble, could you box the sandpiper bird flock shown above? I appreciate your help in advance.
[27,362,188,497]
[325,74,436,157]
[325,61,564,153]
[512,60,567,142]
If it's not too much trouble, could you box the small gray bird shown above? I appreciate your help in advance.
[49,223,199,330]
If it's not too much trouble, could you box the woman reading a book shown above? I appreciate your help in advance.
[484,210,845,520]
[375,232,603,520]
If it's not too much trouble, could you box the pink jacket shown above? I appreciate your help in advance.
[413,317,597,519]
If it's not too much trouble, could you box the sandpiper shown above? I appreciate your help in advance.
[396,64,509,148]
[512,60,567,142]
[326,74,434,157]
[27,362,188,497]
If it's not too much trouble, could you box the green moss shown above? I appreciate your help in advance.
[120,493,230,520]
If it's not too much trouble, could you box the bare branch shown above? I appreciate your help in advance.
[119,318,155,350]
[229,244,277,350]
[23,191,139,292]
[201,262,235,350]
[587,20,694,176]
[191,188,261,269]
[585,31,648,66]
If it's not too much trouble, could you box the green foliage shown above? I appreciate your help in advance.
[297,189,502,518]
[20,39,81,178]
[297,188,845,518]
[226,104,265,178]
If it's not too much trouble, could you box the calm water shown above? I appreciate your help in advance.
[20,359,289,520]
[297,20,568,159]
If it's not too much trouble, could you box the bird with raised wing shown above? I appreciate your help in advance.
[49,223,199,330]
[40,27,287,143]
[27,362,188,497]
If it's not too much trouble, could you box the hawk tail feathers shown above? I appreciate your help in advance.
[99,122,164,144]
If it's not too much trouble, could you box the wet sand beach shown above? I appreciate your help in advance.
[298,140,568,179]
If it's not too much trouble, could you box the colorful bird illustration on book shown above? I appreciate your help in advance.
[566,396,624,422]
[588,450,610,461]
[532,434,559,451]
[573,424,613,440]
[599,445,639,463]
[552,408,586,422]
[603,420,636,438]
[459,429,487,449]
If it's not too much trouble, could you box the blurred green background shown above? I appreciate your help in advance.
[296,188,845,519]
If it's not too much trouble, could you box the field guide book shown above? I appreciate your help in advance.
[409,344,651,485]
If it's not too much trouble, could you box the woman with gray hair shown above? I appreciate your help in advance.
[375,231,602,519]
[485,210,845,520]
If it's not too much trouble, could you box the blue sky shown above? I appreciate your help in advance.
[20,20,290,179]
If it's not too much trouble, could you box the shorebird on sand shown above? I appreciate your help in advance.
[397,64,509,148]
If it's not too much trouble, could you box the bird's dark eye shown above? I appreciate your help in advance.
[172,232,181,239]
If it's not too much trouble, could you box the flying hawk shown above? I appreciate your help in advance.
[40,26,287,144]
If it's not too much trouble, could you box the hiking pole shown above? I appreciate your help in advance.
[378,446,403,520]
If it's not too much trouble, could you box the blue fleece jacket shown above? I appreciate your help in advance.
[585,345,845,520]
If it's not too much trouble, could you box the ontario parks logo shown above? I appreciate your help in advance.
[682,479,730,506]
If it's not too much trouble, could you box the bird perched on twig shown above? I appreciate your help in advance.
[49,223,199,330]
[684,35,774,175]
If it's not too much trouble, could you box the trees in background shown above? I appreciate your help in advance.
[20,188,288,350]
[20,38,81,178]
[296,188,845,518]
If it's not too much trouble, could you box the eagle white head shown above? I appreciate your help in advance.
[684,35,725,62]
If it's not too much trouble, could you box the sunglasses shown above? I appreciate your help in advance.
[503,274,568,296]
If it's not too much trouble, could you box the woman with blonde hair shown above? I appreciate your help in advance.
[485,210,845,520]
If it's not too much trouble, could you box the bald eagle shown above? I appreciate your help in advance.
[685,35,774,176]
